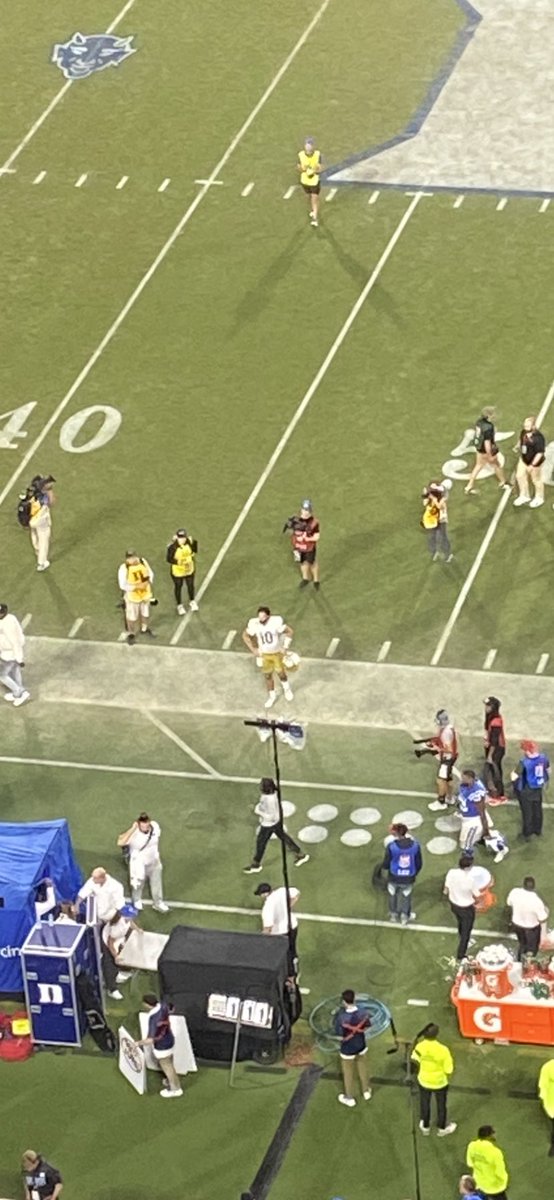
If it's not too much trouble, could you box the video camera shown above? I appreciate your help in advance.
[30,473,56,497]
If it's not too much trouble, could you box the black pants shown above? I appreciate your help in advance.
[282,927,299,978]
[450,902,475,959]
[484,749,505,797]
[172,573,195,604]
[418,1083,448,1130]
[513,923,541,960]
[519,787,543,837]
[101,947,118,992]
[253,822,301,865]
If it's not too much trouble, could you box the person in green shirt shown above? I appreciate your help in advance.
[464,407,509,496]
[466,1125,509,1199]
[410,1023,456,1136]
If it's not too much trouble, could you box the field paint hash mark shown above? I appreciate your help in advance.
[195,178,224,186]
[158,178,170,192]
[0,0,137,175]
[143,710,221,777]
[0,0,331,514]
[453,195,464,208]
[33,171,47,184]
[377,641,391,662]
[483,648,497,670]
[222,630,237,650]
[116,175,129,190]
[172,191,425,642]
[407,999,430,1007]
[283,185,295,199]
[68,618,85,638]
[539,199,550,213]
[496,197,507,211]
[75,174,88,188]
[241,182,255,196]
[536,653,549,675]
[368,190,380,204]
[431,377,554,666]
[325,187,337,202]
[21,613,32,630]
[325,638,340,658]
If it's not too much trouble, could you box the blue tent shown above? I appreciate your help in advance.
[0,820,83,992]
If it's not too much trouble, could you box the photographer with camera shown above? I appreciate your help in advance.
[18,474,55,571]
[117,550,155,645]
[166,528,198,615]
[117,812,169,913]
[282,499,320,588]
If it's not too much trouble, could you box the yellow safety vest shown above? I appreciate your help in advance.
[299,149,321,187]
[126,561,152,603]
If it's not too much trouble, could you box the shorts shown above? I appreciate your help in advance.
[437,756,457,782]
[153,1045,174,1061]
[299,548,317,564]
[302,182,321,195]
[125,600,150,621]
[261,652,285,675]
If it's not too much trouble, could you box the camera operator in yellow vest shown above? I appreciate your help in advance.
[117,551,155,645]
[166,529,198,616]
[297,138,322,228]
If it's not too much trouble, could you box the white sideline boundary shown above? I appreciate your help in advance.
[171,191,425,643]
[432,376,554,665]
[0,0,136,174]
[0,0,331,511]
[141,898,515,942]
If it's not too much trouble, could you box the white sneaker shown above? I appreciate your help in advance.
[437,1123,457,1137]
[116,972,132,983]
[338,1094,356,1108]
[133,899,143,911]
[530,497,544,508]
[419,1121,430,1135]
[37,561,50,571]
[161,1087,183,1098]
[13,691,30,707]
[108,990,123,1000]
[265,691,277,709]
[494,846,509,863]
[3,693,15,702]
[294,854,310,867]
[177,604,186,616]
[513,496,530,507]
[189,600,199,611]
[153,902,169,913]
[428,800,447,812]
[283,685,294,702]
[363,1089,372,1101]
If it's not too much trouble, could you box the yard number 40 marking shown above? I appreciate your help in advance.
[0,402,122,452]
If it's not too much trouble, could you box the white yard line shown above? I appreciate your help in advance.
[141,897,515,941]
[143,710,221,776]
[116,175,129,190]
[222,630,237,650]
[325,637,340,658]
[368,190,380,205]
[431,376,554,666]
[0,0,136,175]
[496,198,507,211]
[283,185,296,199]
[33,171,47,185]
[75,174,88,188]
[453,195,464,209]
[21,613,32,630]
[0,0,331,511]
[172,190,424,643]
[0,753,436,798]
[158,177,171,192]
[536,653,549,675]
[483,648,497,670]
[377,640,391,662]
[539,199,550,214]
[68,618,85,638]
[325,187,337,202]
[241,182,255,197]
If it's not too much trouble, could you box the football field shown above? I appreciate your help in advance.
[2,2,554,1198]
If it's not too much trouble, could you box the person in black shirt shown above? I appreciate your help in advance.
[22,1150,63,1200]
[513,415,546,509]
[484,696,506,801]
[464,407,509,495]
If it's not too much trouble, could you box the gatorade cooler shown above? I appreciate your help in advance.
[475,944,514,999]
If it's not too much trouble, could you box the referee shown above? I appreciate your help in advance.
[297,138,322,227]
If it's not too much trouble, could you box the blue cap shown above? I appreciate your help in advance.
[300,498,312,511]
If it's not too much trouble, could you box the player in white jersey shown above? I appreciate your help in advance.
[242,606,294,709]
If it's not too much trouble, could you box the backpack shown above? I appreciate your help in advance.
[17,493,32,527]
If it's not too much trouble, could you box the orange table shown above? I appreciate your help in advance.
[451,974,554,1045]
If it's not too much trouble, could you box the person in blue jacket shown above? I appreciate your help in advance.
[511,739,550,840]
[382,822,422,925]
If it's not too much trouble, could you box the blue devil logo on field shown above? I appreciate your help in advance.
[52,32,136,81]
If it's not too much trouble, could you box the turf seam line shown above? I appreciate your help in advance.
[246,1064,322,1200]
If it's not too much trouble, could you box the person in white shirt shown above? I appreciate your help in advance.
[74,867,125,923]
[444,855,481,961]
[243,778,309,873]
[117,812,169,912]
[242,606,294,709]
[0,604,30,706]
[507,876,548,960]
[254,881,300,977]
[101,907,142,999]
[117,551,155,645]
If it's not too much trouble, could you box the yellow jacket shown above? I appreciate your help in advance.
[411,1038,453,1089]
[539,1059,554,1119]
[466,1138,508,1194]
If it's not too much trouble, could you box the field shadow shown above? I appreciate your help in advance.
[232,229,306,331]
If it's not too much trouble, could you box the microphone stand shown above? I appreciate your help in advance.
[243,717,303,980]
